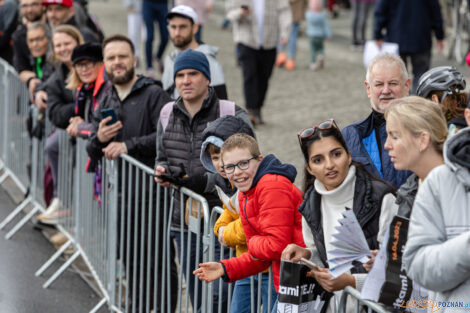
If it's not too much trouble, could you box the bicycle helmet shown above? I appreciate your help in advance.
[416,66,466,102]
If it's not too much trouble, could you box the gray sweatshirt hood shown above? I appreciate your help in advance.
[444,126,470,188]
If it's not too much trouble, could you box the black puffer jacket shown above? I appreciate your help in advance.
[299,165,395,272]
[43,64,75,129]
[86,75,170,167]
[155,87,250,225]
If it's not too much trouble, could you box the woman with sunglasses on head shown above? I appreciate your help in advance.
[416,66,467,137]
[281,119,398,311]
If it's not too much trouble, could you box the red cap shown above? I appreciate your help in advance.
[42,0,73,8]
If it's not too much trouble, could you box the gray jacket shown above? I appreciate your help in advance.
[404,126,470,312]
[162,44,227,100]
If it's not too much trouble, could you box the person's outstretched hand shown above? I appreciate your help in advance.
[281,244,311,262]
[193,262,224,282]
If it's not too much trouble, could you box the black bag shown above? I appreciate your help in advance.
[277,261,332,313]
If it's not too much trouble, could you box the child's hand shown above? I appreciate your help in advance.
[193,262,224,282]
[281,244,311,262]
[218,226,227,247]
[307,268,355,292]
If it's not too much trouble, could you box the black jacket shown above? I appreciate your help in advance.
[86,75,170,167]
[374,0,444,54]
[44,64,76,129]
[12,23,31,73]
[299,165,395,272]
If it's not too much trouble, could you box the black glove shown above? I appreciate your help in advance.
[178,174,208,195]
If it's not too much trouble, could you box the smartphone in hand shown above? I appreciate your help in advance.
[101,108,118,125]
[300,258,320,271]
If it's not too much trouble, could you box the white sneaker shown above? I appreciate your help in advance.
[37,198,61,225]
[38,198,61,218]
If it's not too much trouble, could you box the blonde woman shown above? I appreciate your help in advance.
[36,25,84,224]
[65,42,105,138]
[384,96,447,218]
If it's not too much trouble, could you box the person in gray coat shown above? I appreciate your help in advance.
[403,106,470,312]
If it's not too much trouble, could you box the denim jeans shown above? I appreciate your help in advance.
[231,274,278,313]
[277,23,300,59]
[172,230,230,313]
[142,0,169,69]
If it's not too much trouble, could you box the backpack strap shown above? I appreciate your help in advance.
[218,99,235,117]
[160,101,175,133]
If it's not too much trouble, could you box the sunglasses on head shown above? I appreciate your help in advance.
[297,119,339,146]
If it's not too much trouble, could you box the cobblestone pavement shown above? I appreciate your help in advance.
[91,0,469,186]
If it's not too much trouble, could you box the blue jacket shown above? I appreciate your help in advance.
[374,0,444,54]
[342,112,411,188]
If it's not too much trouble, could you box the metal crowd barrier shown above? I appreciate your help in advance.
[0,58,393,313]
[208,206,275,313]
[0,59,46,239]
[338,286,390,313]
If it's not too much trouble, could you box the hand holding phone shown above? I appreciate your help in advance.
[300,257,320,271]
[101,108,118,125]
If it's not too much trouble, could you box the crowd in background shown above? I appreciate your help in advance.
[0,0,470,312]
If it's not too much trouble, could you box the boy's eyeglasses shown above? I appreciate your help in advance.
[222,155,259,174]
[297,119,339,145]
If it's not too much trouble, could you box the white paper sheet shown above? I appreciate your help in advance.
[327,210,373,278]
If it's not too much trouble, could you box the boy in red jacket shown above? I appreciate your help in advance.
[193,133,305,309]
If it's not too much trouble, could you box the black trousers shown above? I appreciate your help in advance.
[399,51,431,94]
[237,43,277,111]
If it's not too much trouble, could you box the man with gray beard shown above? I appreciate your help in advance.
[342,53,412,188]
[86,34,170,166]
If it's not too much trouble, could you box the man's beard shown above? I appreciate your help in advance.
[173,35,193,49]
[107,67,135,85]
[26,12,44,23]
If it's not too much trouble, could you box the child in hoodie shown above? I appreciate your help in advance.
[194,133,305,312]
[200,116,275,313]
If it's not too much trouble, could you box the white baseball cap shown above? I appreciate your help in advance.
[166,5,199,24]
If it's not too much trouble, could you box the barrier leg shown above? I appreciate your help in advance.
[5,203,41,239]
[0,196,32,230]
[35,239,73,277]
[43,250,81,289]
[89,298,107,313]
[0,170,9,185]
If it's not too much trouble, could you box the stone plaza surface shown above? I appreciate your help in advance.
[91,0,468,186]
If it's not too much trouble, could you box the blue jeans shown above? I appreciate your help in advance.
[231,274,277,313]
[278,23,300,59]
[172,230,230,313]
[142,0,168,69]
[271,298,278,313]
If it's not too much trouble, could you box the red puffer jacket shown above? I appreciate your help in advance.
[220,155,305,292]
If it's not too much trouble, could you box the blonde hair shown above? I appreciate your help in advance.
[51,25,84,63]
[66,62,103,90]
[221,133,260,159]
[385,96,448,154]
